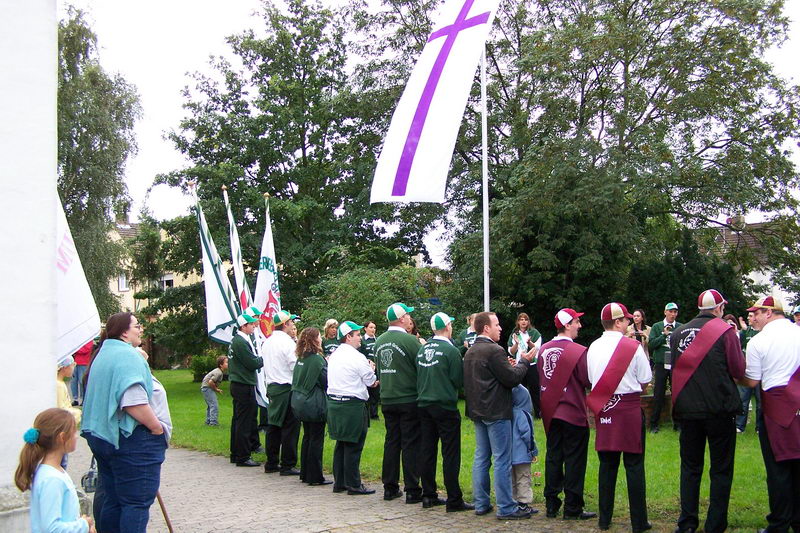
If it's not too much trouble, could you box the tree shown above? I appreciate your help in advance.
[58,7,141,317]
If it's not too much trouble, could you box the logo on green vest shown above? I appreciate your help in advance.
[379,348,393,369]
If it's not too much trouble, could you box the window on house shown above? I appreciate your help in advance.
[160,274,174,290]
[118,273,129,292]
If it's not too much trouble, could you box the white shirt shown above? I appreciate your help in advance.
[587,331,652,394]
[745,318,800,390]
[262,329,296,385]
[327,343,377,401]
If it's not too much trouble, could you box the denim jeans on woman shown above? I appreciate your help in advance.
[472,418,516,516]
[85,425,167,533]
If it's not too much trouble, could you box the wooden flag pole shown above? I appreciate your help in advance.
[156,490,174,533]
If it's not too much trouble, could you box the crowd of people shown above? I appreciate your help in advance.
[14,292,800,532]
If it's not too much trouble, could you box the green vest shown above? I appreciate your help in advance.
[374,329,420,405]
[416,338,463,411]
[228,333,263,386]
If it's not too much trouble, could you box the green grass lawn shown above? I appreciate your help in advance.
[157,369,768,531]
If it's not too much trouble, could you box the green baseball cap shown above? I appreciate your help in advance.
[430,312,454,332]
[237,312,258,327]
[386,302,415,322]
[244,306,262,318]
[664,302,679,311]
[337,320,364,340]
[273,310,298,326]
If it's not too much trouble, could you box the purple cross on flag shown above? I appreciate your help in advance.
[370,0,500,203]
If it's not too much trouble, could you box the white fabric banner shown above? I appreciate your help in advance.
[253,196,282,338]
[56,202,100,361]
[371,0,500,203]
[195,198,239,344]
[222,188,252,310]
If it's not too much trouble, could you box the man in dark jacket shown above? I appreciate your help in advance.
[670,289,745,533]
[464,311,535,520]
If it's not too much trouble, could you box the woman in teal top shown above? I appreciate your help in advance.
[506,312,542,417]
[82,312,166,533]
[291,327,330,485]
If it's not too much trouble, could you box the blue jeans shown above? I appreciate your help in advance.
[70,365,87,403]
[736,385,762,433]
[472,418,515,516]
[85,425,167,533]
[201,387,219,424]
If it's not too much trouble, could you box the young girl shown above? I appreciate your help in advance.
[15,408,95,533]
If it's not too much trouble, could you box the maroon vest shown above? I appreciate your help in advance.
[761,365,800,461]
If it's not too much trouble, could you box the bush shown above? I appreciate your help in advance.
[189,346,227,382]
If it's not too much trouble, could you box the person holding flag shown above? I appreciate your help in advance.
[669,290,745,533]
[262,310,301,476]
[228,312,264,468]
[586,303,652,533]
[739,295,800,533]
[538,308,595,521]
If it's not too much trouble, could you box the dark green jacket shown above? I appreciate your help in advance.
[322,338,339,358]
[375,328,421,404]
[359,336,377,361]
[292,352,327,422]
[228,333,263,386]
[456,328,477,356]
[416,337,463,411]
[649,319,682,364]
[740,327,758,350]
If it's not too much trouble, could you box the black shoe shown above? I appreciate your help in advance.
[253,446,265,454]
[546,511,559,518]
[332,486,347,493]
[649,425,660,434]
[264,466,280,473]
[517,504,539,515]
[564,511,597,520]
[673,528,695,533]
[347,484,376,495]
[279,468,301,476]
[405,494,423,504]
[422,497,446,508]
[236,459,260,467]
[475,505,494,516]
[384,489,403,501]
[446,502,475,513]
[309,479,333,486]
[634,522,652,533]
[497,509,532,520]
[599,524,610,531]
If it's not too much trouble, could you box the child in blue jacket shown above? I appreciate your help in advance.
[511,385,539,514]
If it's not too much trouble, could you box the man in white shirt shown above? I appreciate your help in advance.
[262,310,300,475]
[327,321,378,495]
[739,296,800,533]
[587,302,652,533]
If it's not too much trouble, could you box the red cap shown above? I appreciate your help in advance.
[697,289,727,310]
[600,302,633,321]
[554,308,583,329]
[746,296,785,313]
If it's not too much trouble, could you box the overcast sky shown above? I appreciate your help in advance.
[60,0,800,241]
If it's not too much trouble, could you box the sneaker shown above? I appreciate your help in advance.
[736,428,744,433]
[497,509,532,520]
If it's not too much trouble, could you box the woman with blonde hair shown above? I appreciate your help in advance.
[292,327,330,485]
[322,319,339,357]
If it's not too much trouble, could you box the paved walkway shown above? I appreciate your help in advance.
[69,439,661,532]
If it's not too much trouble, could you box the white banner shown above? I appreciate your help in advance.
[195,197,239,344]
[222,187,252,310]
[56,202,100,361]
[253,195,282,339]
[371,0,500,203]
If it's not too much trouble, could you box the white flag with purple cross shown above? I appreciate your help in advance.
[370,0,500,203]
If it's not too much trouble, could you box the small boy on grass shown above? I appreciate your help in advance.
[201,356,228,426]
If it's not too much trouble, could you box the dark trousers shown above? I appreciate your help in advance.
[524,363,541,418]
[265,402,301,471]
[368,384,381,419]
[597,412,648,531]
[300,420,326,483]
[258,405,269,430]
[677,416,736,533]
[333,426,368,490]
[381,402,421,496]
[419,404,463,505]
[544,419,589,515]
[650,363,671,428]
[230,381,258,463]
[759,415,800,533]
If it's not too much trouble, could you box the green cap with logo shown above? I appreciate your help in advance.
[337,320,364,340]
[273,310,298,326]
[386,302,415,322]
[430,312,454,332]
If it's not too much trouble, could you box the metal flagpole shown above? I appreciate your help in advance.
[481,47,490,312]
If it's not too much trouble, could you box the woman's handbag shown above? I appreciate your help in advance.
[291,386,326,422]
[80,456,98,493]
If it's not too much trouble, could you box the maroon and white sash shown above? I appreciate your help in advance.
[671,318,731,405]
[538,340,586,433]
[594,392,643,454]
[586,337,639,416]
[761,365,800,461]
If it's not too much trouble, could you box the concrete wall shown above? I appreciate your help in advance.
[0,0,57,527]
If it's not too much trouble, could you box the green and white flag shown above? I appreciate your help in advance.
[222,186,252,311]
[195,195,239,344]
[253,194,282,339]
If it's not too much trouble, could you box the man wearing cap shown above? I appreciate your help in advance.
[647,302,681,433]
[739,296,800,533]
[669,289,744,533]
[262,310,301,475]
[538,308,595,521]
[374,302,424,503]
[416,312,473,512]
[327,321,378,495]
[586,303,652,533]
[464,311,536,520]
[228,312,264,467]
[793,305,800,326]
